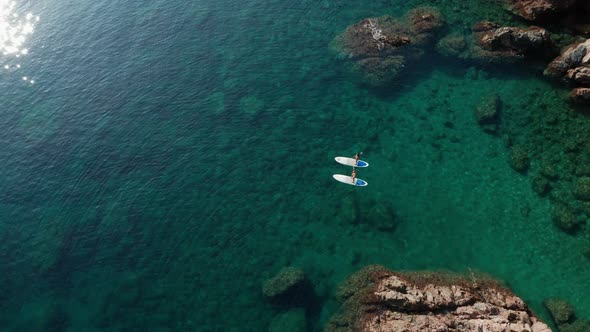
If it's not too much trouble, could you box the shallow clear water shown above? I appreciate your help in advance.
[1,0,589,331]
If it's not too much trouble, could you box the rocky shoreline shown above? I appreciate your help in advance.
[325,265,551,332]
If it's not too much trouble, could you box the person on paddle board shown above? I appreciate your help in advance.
[354,152,363,166]
[351,168,357,184]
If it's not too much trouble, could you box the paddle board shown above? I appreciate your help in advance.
[334,157,369,168]
[333,174,368,186]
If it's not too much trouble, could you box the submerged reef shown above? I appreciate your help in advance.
[326,265,551,332]
[262,266,312,306]
[543,297,590,332]
[330,7,444,86]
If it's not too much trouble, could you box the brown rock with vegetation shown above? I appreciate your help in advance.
[326,265,551,332]
[330,6,444,86]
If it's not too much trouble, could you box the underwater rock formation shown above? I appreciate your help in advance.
[551,205,581,233]
[474,94,502,134]
[330,7,444,86]
[436,33,468,57]
[543,297,590,331]
[262,267,311,306]
[326,265,551,332]
[509,145,530,173]
[543,298,575,326]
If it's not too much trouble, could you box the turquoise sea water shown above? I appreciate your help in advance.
[1,0,590,331]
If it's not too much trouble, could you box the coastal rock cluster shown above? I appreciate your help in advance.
[330,7,444,86]
[332,6,559,86]
[545,39,590,104]
[326,265,551,332]
[497,0,590,104]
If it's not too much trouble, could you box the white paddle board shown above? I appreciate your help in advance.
[333,174,368,186]
[335,157,369,168]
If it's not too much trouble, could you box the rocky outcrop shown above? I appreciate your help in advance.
[569,87,590,104]
[566,66,590,85]
[545,39,590,79]
[470,21,551,62]
[330,7,444,86]
[545,39,590,104]
[326,265,551,332]
[436,22,553,63]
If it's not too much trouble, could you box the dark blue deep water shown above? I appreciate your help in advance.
[2,0,590,331]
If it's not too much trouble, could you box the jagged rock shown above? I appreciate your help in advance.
[504,0,578,21]
[566,66,590,85]
[262,267,310,306]
[330,6,444,86]
[545,39,590,79]
[471,21,551,62]
[509,145,530,173]
[543,298,575,326]
[474,94,501,134]
[326,266,551,332]
[570,87,590,104]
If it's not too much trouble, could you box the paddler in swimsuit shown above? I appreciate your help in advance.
[354,152,362,166]
[351,168,357,184]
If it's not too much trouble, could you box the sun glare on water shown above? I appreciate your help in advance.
[0,0,39,84]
